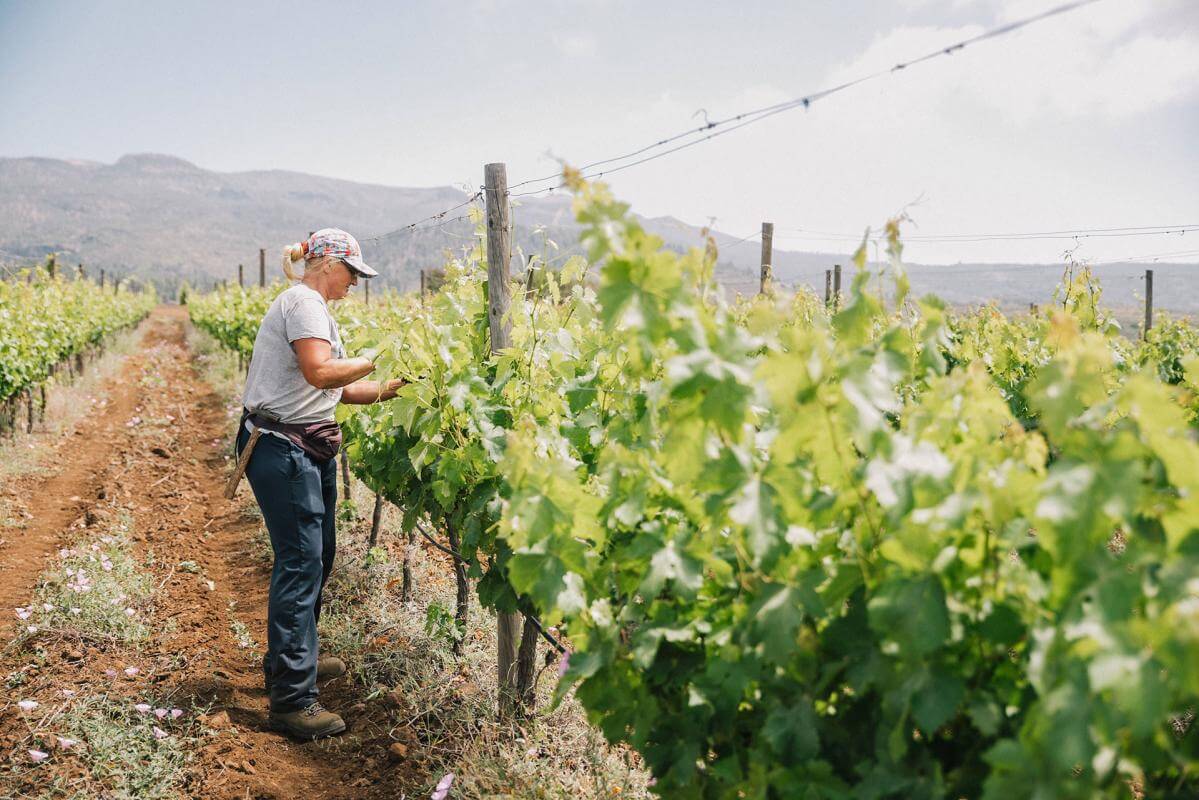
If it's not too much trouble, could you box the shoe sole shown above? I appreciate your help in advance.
[268,715,347,740]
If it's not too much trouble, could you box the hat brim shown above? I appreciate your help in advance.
[341,255,378,278]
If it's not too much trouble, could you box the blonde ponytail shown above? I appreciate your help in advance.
[281,243,305,281]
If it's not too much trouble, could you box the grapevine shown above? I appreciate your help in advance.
[191,181,1199,799]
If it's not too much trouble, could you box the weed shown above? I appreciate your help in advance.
[5,692,205,799]
[13,514,152,650]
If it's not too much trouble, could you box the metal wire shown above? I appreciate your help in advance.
[506,0,1103,198]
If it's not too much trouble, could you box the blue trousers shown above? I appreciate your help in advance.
[237,426,337,713]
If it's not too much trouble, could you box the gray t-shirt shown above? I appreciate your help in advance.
[242,284,345,424]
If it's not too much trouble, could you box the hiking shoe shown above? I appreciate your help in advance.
[264,655,347,692]
[268,702,346,740]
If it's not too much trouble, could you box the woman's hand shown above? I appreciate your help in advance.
[339,377,406,405]
[375,378,406,401]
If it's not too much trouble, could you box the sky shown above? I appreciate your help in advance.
[1,0,1197,265]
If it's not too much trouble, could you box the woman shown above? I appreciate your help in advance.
[236,228,402,740]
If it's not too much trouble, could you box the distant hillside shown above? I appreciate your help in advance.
[1,154,1195,316]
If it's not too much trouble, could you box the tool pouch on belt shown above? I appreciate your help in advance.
[240,409,343,463]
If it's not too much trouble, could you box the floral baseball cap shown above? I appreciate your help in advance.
[305,228,378,278]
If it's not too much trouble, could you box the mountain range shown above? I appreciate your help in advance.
[2,154,1194,321]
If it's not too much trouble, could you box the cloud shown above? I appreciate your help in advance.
[823,5,1199,124]
[551,32,598,58]
[605,1,1199,266]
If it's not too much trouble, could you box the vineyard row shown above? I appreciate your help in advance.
[189,177,1199,799]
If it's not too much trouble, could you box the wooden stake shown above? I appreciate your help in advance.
[100,269,105,288]
[224,428,262,499]
[1143,269,1154,340]
[259,248,266,287]
[340,450,352,511]
[369,491,383,548]
[364,278,370,305]
[420,269,426,299]
[824,270,832,305]
[833,264,842,310]
[486,162,522,716]
[238,264,244,287]
[401,528,415,601]
[758,222,773,295]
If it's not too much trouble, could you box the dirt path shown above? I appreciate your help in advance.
[1,306,410,798]
[0,336,142,616]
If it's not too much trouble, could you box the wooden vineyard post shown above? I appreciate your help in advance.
[420,269,427,301]
[77,263,85,280]
[833,264,842,311]
[824,269,832,306]
[364,277,370,305]
[759,222,773,295]
[259,249,266,288]
[485,162,524,717]
[99,269,105,288]
[238,264,244,287]
[1143,269,1154,340]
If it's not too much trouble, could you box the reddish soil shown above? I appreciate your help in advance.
[0,307,415,798]
[0,341,141,615]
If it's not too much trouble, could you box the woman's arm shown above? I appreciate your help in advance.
[294,338,375,390]
[340,378,406,405]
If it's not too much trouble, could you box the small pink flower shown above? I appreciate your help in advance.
[15,608,30,620]
[124,608,136,617]
[104,669,117,678]
[69,607,81,615]
[102,561,113,572]
[124,667,139,677]
[170,708,183,719]
[42,603,54,612]
[17,700,38,712]
[56,737,78,750]
[26,625,38,634]
[154,708,168,720]
[135,703,152,714]
[557,649,571,678]
[61,689,76,699]
[28,749,49,763]
[152,726,169,740]
[431,773,455,800]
